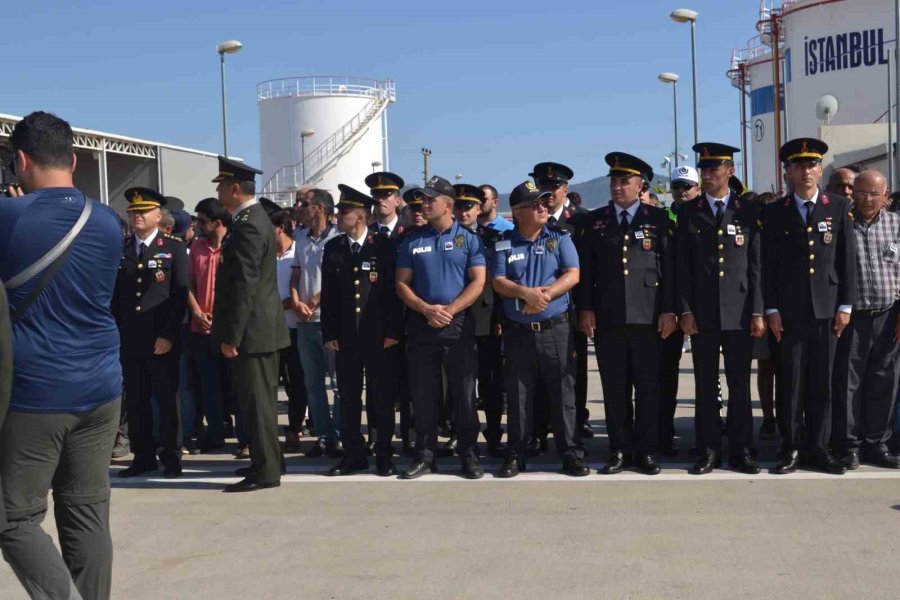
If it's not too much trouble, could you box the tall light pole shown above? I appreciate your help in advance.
[300,129,315,184]
[671,9,699,159]
[659,72,680,168]
[421,148,432,185]
[216,40,243,157]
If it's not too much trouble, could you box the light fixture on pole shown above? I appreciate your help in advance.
[300,129,315,184]
[670,9,699,158]
[216,40,243,157]
[371,160,382,173]
[455,174,463,183]
[421,148,432,186]
[658,72,680,168]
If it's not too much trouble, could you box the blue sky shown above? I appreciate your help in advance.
[2,0,762,193]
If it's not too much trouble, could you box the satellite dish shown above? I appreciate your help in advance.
[815,94,839,125]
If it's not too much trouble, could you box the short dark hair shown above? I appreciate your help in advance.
[567,191,583,207]
[10,111,74,169]
[238,180,256,195]
[480,184,498,200]
[195,197,231,225]
[309,188,334,212]
[269,208,294,237]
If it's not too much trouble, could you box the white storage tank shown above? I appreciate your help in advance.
[257,76,396,205]
[745,39,781,194]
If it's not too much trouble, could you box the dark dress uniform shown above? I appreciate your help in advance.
[211,157,291,491]
[763,138,857,474]
[322,185,403,475]
[113,188,188,477]
[576,153,675,474]
[677,144,763,473]
[659,201,687,453]
[474,222,506,454]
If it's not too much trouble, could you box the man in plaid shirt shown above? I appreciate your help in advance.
[832,169,900,469]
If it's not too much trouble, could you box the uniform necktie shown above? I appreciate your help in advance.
[619,211,629,233]
[351,242,361,255]
[548,216,558,225]
[138,242,147,260]
[804,201,814,226]
[715,200,725,226]
[379,226,390,236]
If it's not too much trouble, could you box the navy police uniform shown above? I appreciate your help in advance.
[576,153,675,473]
[492,182,586,476]
[322,185,403,475]
[677,142,763,473]
[763,138,857,474]
[113,188,188,477]
[397,176,486,475]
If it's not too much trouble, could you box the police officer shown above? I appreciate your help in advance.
[114,188,188,478]
[321,185,403,476]
[676,143,765,475]
[396,175,486,479]
[764,138,856,475]
[212,156,291,492]
[454,183,506,457]
[493,181,588,477]
[577,153,677,475]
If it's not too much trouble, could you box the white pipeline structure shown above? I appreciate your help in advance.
[258,76,396,205]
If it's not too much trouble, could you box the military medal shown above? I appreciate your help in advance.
[547,239,557,252]
[369,271,378,283]
[642,238,652,250]
[155,270,166,282]
[454,235,465,248]
[823,232,833,244]
[735,234,745,247]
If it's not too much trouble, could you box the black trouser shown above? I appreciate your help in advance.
[389,341,414,446]
[595,324,660,455]
[280,328,308,434]
[574,329,589,428]
[1,398,119,600]
[777,316,836,455]
[691,328,754,456]
[476,333,504,444]
[406,312,480,462]
[233,352,283,484]
[658,331,683,448]
[122,352,181,466]
[832,305,900,453]
[504,318,583,459]
[336,340,394,460]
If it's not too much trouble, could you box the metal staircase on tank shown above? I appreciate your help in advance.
[259,77,396,205]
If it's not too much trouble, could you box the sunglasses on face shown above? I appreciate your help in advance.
[517,199,551,211]
[671,182,695,191]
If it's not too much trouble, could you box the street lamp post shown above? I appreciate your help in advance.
[421,148,432,185]
[300,129,315,185]
[371,161,382,173]
[671,9,699,158]
[659,72,680,168]
[455,174,463,184]
[216,40,243,157]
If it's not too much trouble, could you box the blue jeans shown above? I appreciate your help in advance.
[186,331,226,445]
[296,321,340,443]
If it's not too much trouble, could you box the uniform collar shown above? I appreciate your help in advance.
[613,201,640,220]
[135,228,159,252]
[511,225,550,243]
[793,188,820,209]
[550,204,566,222]
[347,228,369,248]
[705,191,731,212]
[235,197,257,217]
[377,215,398,234]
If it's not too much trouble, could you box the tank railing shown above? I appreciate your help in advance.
[262,87,391,194]
[257,76,396,103]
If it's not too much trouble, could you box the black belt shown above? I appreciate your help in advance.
[854,305,894,317]
[507,312,568,332]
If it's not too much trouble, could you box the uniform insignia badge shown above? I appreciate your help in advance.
[642,238,652,250]
[546,239,557,252]
[821,194,830,206]
[369,271,378,283]
[643,207,649,216]
[155,270,166,282]
[454,235,464,248]
[735,234,745,247]
[635,231,645,239]
[361,261,371,271]
[148,260,157,268]
[727,224,737,235]
[534,244,544,255]
[157,238,164,247]
[444,241,454,251]
[397,226,405,234]
[823,232,833,244]
[734,199,742,209]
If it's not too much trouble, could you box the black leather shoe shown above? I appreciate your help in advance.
[840,449,860,470]
[860,448,900,469]
[437,435,458,458]
[580,422,595,439]
[163,461,183,479]
[729,453,761,475]
[635,454,661,475]
[497,456,523,478]
[773,449,801,474]
[601,451,631,474]
[486,440,507,458]
[365,438,376,457]
[526,436,543,457]
[305,441,326,458]
[563,456,590,477]
[118,462,158,478]
[809,451,846,475]
[461,457,484,480]
[399,459,437,479]
[376,457,397,477]
[328,457,369,476]
[326,441,345,459]
[223,478,281,493]
[691,451,721,475]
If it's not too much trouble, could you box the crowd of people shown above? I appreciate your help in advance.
[2,110,900,598]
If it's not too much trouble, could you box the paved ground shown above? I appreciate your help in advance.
[2,350,899,599]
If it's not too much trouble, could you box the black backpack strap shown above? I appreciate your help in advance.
[9,242,77,324]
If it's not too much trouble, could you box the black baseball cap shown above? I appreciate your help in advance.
[509,181,551,208]
[422,175,457,199]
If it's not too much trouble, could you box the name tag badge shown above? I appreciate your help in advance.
[818,221,829,232]
[361,261,371,271]
[534,245,544,255]
[727,224,737,235]
[148,260,157,268]
[495,240,511,252]
[443,241,454,251]
[634,231,645,240]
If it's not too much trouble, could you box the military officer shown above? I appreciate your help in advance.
[396,176,486,479]
[321,185,402,476]
[577,153,677,475]
[764,138,857,475]
[212,156,291,492]
[453,184,506,457]
[676,143,765,475]
[492,181,588,477]
[114,188,188,479]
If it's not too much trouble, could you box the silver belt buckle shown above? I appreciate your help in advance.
[530,322,541,332]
